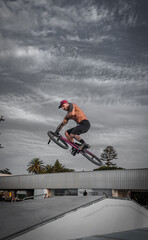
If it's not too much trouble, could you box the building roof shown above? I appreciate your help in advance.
[0,169,148,190]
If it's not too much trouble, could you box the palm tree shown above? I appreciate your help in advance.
[43,164,53,173]
[27,158,45,174]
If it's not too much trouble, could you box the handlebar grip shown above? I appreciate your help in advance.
[55,130,60,134]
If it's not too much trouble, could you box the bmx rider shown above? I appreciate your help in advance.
[56,100,91,153]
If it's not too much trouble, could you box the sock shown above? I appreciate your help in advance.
[80,139,85,144]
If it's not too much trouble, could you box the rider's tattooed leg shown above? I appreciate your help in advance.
[65,131,74,142]
[73,134,82,142]
[73,135,85,145]
[72,135,90,149]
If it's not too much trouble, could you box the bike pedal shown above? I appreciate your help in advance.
[71,151,77,156]
[71,147,78,156]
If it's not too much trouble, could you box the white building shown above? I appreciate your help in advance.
[0,169,148,204]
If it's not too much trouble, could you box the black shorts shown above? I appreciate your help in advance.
[66,120,90,136]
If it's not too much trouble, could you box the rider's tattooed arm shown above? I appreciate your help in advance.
[55,123,63,133]
[65,106,75,119]
[55,118,68,133]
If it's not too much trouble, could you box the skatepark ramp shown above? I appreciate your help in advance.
[5,198,148,240]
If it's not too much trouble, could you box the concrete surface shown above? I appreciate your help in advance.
[0,196,103,240]
[1,197,148,240]
[3,198,148,240]
[71,228,148,239]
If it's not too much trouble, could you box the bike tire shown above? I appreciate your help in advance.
[47,131,69,149]
[81,150,102,166]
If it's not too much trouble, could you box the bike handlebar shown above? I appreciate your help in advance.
[48,130,60,144]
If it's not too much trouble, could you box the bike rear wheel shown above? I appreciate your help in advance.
[47,131,69,149]
[81,150,102,166]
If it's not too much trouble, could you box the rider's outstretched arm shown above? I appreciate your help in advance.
[55,118,68,133]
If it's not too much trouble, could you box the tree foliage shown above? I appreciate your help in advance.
[42,159,75,173]
[43,164,53,173]
[52,159,65,173]
[101,146,118,167]
[27,158,45,174]
[0,168,12,174]
[27,159,74,174]
[93,166,124,171]
[93,146,123,171]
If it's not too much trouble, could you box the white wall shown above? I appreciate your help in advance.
[1,169,148,190]
[34,189,47,200]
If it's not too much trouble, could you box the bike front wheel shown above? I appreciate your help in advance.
[47,131,69,149]
[81,150,102,166]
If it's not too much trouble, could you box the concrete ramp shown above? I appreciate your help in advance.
[0,196,102,240]
[12,199,148,240]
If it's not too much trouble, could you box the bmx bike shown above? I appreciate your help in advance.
[47,131,102,166]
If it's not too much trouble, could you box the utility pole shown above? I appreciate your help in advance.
[0,115,5,148]
[0,115,5,122]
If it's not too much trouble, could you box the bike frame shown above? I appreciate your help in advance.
[48,130,102,166]
[59,134,96,157]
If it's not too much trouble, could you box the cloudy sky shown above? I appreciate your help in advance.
[0,0,148,174]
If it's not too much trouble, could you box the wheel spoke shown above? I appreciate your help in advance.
[81,150,102,166]
[47,131,69,149]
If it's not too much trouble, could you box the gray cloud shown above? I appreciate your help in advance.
[0,0,148,174]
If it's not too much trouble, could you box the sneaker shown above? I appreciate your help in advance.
[74,142,81,147]
[71,151,77,156]
[83,143,90,149]
[71,147,77,156]
[78,143,90,151]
